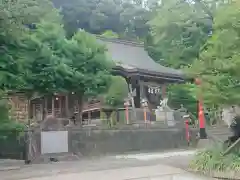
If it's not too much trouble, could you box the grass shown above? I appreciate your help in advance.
[189,144,240,173]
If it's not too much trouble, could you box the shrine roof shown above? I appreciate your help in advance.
[97,36,186,82]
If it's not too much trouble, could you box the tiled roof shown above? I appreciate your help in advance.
[96,36,184,79]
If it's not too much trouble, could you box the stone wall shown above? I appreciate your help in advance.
[68,128,198,156]
[8,93,28,123]
[23,127,198,163]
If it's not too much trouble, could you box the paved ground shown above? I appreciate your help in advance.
[0,150,215,180]
[21,164,212,180]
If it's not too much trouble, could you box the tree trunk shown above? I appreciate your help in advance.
[59,96,62,117]
[43,97,48,120]
[26,98,32,163]
[77,95,83,125]
[65,94,69,117]
[27,99,31,126]
[40,99,43,121]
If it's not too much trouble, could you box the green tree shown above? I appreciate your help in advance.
[51,0,151,39]
[189,0,240,107]
[0,0,61,91]
[66,30,113,98]
[147,0,211,68]
[0,0,73,129]
[0,0,59,130]
[1,0,112,121]
[22,20,113,115]
[104,76,128,107]
[21,20,70,95]
[145,0,212,113]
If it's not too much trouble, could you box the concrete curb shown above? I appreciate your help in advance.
[115,149,197,161]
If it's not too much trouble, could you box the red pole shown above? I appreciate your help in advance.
[198,100,205,129]
[144,108,147,123]
[195,78,207,139]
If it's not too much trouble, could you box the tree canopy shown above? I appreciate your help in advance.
[189,0,240,106]
[147,0,212,69]
[51,0,153,39]
[144,0,238,115]
[144,0,210,113]
[0,0,112,108]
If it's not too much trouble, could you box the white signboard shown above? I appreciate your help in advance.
[148,87,160,94]
[41,131,68,154]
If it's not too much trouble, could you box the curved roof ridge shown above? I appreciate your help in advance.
[96,35,186,81]
[95,35,144,47]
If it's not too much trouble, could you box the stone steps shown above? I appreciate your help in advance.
[207,126,232,143]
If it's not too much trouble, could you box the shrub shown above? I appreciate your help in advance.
[189,145,240,172]
[0,122,25,140]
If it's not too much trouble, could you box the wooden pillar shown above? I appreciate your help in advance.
[139,80,145,99]
[162,84,166,99]
[44,97,48,119]
[116,109,120,122]
[131,78,141,108]
[88,111,91,124]
[59,96,62,117]
[161,84,167,124]
[128,84,134,107]
[128,83,136,117]
[32,103,35,120]
[40,99,43,121]
[134,85,141,108]
[77,96,83,125]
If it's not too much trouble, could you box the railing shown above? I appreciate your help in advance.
[82,102,102,111]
